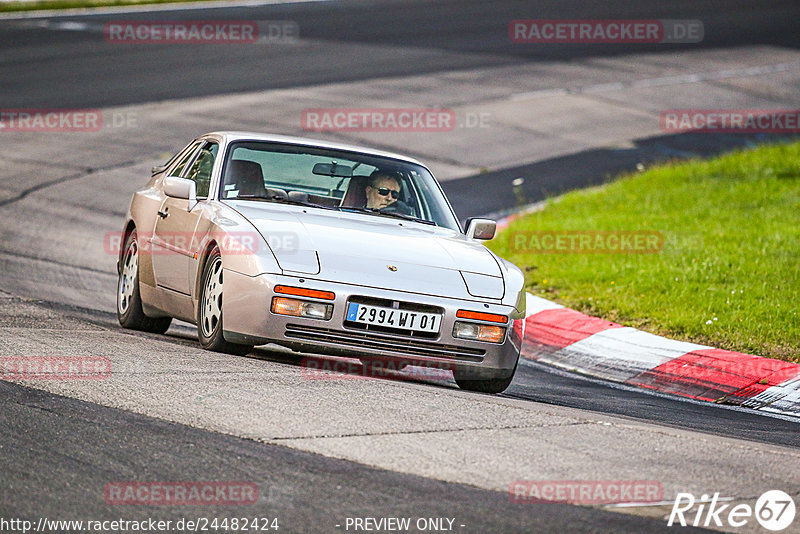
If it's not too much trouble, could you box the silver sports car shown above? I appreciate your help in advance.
[117,132,525,393]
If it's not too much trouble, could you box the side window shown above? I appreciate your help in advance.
[169,142,202,178]
[185,142,218,199]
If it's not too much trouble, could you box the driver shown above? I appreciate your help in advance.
[365,170,402,210]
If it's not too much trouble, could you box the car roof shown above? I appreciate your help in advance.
[204,131,425,167]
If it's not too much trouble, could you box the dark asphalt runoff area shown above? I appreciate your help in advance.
[2,378,712,534]
[1,1,799,533]
[444,132,800,219]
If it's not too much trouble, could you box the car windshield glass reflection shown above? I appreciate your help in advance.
[220,141,460,231]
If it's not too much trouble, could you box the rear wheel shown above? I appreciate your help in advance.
[197,247,253,356]
[453,361,518,394]
[117,229,172,334]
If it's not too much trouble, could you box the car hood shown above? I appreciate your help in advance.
[229,202,504,300]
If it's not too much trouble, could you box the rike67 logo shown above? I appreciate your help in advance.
[668,490,795,531]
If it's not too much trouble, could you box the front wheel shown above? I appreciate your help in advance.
[197,248,253,356]
[453,361,518,394]
[117,229,172,334]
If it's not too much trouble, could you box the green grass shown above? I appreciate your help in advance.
[488,141,800,362]
[0,0,217,12]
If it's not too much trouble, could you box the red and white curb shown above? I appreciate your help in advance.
[520,293,800,418]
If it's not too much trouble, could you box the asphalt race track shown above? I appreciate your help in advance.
[1,379,701,534]
[1,0,799,108]
[1,1,799,533]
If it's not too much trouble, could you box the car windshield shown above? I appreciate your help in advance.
[219,141,461,231]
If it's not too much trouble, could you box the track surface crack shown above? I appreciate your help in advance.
[0,159,138,208]
[270,421,588,442]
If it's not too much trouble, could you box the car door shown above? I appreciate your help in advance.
[152,141,217,295]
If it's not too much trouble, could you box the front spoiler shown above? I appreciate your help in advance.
[222,270,523,376]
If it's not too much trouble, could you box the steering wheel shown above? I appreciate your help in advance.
[381,200,413,216]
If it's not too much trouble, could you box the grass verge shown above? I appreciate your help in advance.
[488,141,800,362]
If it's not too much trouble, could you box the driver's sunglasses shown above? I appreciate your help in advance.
[376,187,400,199]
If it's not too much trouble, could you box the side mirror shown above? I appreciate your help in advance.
[164,176,198,210]
[466,218,496,240]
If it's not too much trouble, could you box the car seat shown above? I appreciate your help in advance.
[225,160,267,197]
[342,176,369,207]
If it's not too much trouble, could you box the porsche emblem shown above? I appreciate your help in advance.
[387,265,398,271]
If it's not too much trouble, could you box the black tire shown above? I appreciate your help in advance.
[197,247,253,356]
[117,229,172,334]
[453,361,518,394]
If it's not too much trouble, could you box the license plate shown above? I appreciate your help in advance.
[346,303,441,333]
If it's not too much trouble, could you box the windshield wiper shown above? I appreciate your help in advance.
[338,206,436,225]
[234,194,336,210]
[378,211,436,225]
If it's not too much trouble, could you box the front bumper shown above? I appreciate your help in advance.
[222,270,523,375]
